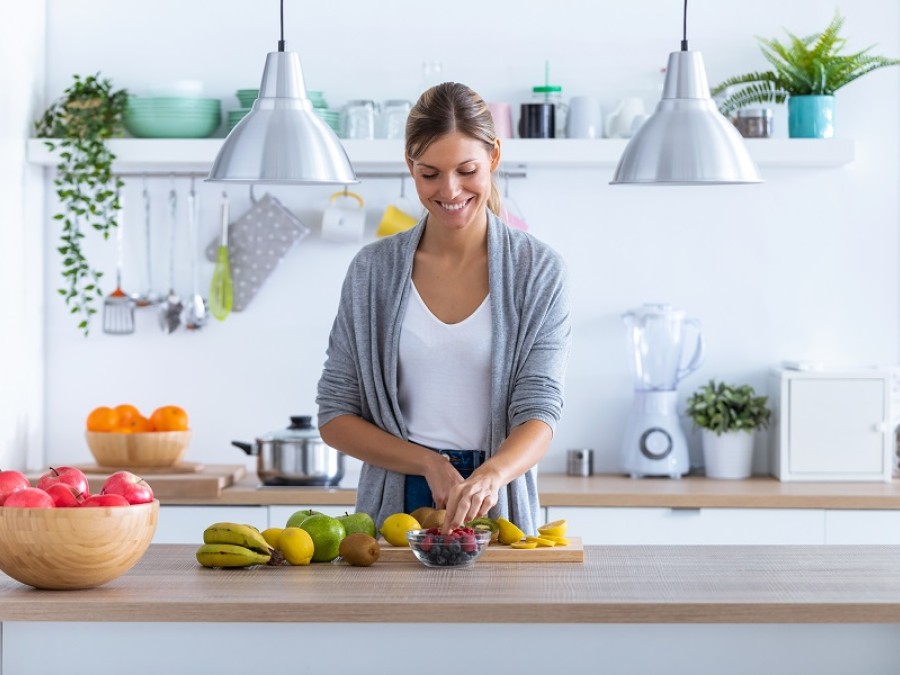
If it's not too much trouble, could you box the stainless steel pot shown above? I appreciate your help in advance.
[233,415,345,486]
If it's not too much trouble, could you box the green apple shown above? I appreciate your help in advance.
[285,508,324,529]
[337,511,377,539]
[298,514,346,562]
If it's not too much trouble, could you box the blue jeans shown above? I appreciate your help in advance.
[404,449,486,513]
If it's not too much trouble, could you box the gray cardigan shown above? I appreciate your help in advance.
[316,210,571,534]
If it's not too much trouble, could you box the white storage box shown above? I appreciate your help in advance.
[768,367,894,482]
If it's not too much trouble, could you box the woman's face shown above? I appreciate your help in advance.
[407,130,500,234]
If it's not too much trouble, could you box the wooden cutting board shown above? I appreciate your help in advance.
[377,537,584,563]
[28,464,247,499]
[73,462,204,475]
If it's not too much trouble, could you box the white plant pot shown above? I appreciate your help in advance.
[701,429,755,480]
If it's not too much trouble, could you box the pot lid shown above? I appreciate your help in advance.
[258,415,322,443]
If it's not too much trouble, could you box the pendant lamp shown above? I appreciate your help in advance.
[610,0,761,185]
[207,0,357,185]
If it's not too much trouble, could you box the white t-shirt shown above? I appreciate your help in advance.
[397,281,492,451]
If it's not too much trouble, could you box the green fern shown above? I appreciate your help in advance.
[712,11,899,118]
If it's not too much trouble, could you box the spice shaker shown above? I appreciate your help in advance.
[566,448,594,477]
[733,108,773,138]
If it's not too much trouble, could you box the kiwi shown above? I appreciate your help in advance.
[421,509,446,529]
[466,517,500,542]
[339,533,381,567]
[409,506,435,527]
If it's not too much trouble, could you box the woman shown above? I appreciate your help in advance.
[316,82,570,536]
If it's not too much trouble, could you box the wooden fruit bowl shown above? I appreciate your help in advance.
[85,430,191,468]
[0,500,159,590]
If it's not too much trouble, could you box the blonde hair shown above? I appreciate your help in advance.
[405,82,501,216]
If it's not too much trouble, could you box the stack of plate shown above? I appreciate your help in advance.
[227,88,339,132]
[124,96,222,138]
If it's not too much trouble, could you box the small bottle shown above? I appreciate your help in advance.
[532,85,567,138]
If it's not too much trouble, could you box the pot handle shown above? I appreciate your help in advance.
[232,441,256,456]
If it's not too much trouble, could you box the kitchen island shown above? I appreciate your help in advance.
[2,544,899,674]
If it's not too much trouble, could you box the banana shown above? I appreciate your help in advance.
[203,522,274,555]
[196,543,271,568]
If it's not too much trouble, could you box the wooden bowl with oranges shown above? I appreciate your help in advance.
[85,405,191,468]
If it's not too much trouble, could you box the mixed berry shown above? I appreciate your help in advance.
[409,527,488,567]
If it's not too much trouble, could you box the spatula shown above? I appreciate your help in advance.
[209,191,233,321]
[102,190,135,335]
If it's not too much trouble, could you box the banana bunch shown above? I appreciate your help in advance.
[196,522,275,568]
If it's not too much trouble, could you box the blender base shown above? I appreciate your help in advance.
[620,390,691,478]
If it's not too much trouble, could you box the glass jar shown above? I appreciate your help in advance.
[532,85,567,138]
[734,108,773,139]
[340,99,377,139]
[377,99,412,139]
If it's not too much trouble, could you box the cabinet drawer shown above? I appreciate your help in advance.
[546,507,825,545]
[825,510,900,544]
[156,506,269,544]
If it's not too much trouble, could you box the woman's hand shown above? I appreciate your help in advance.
[441,470,502,534]
[423,456,466,509]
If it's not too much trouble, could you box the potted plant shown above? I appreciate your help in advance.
[685,380,771,480]
[34,73,128,335]
[711,11,900,138]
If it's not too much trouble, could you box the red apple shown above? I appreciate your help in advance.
[81,493,129,507]
[4,487,54,508]
[45,483,85,508]
[100,471,154,505]
[0,469,30,505]
[37,466,90,497]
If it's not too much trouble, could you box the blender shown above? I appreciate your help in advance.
[620,303,704,478]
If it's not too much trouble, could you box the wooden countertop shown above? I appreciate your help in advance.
[159,473,900,509]
[2,544,900,623]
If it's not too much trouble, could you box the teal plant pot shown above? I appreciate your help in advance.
[788,95,835,138]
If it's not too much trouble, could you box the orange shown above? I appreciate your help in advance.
[86,406,119,432]
[113,404,142,425]
[149,405,189,432]
[115,415,155,434]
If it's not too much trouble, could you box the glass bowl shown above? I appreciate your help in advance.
[406,527,491,568]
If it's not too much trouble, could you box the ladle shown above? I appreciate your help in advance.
[158,184,183,333]
[183,177,207,330]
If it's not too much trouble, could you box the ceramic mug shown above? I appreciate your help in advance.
[518,103,555,138]
[488,102,513,139]
[605,97,647,139]
[376,202,419,238]
[321,191,366,243]
[566,95,604,139]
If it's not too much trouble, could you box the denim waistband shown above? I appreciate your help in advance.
[415,443,485,469]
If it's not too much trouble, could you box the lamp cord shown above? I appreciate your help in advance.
[681,0,689,50]
[278,0,285,51]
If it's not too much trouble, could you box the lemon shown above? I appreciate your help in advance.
[278,527,315,565]
[262,527,284,550]
[497,517,525,545]
[379,513,421,547]
[525,536,556,547]
[538,534,570,546]
[537,519,567,538]
[510,541,538,549]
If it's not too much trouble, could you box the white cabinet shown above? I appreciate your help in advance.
[547,507,826,545]
[768,368,894,482]
[155,506,269,544]
[825,510,900,544]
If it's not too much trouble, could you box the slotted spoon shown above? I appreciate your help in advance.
[102,190,135,335]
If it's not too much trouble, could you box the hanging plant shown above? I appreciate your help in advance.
[34,73,128,335]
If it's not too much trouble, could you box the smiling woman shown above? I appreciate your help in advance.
[316,82,572,538]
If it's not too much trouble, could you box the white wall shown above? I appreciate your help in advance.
[1,2,45,471]
[30,0,900,479]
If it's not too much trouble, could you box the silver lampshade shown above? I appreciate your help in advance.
[611,50,761,185]
[208,51,357,184]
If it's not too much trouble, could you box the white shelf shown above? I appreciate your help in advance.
[26,137,856,173]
